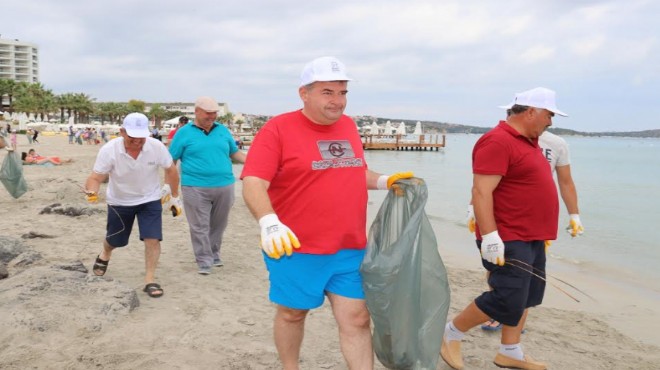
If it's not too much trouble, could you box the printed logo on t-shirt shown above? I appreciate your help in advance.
[312,140,363,170]
[541,147,552,162]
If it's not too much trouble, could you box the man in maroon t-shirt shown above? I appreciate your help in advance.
[441,87,566,370]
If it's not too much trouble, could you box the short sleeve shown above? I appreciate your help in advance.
[92,144,114,174]
[473,138,510,176]
[240,122,281,181]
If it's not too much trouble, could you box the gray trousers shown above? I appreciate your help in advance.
[181,184,235,268]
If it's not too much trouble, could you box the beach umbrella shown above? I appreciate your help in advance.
[413,121,423,135]
[397,122,407,135]
[370,121,380,135]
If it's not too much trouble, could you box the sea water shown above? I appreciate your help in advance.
[363,134,660,285]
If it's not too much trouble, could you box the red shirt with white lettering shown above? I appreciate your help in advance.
[241,110,368,254]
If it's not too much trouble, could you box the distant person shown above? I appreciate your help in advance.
[151,127,162,141]
[84,113,181,298]
[241,56,412,370]
[75,128,83,145]
[68,125,75,144]
[32,129,39,144]
[441,87,565,370]
[168,97,247,274]
[166,116,188,147]
[22,148,72,165]
[26,129,33,144]
[10,130,17,150]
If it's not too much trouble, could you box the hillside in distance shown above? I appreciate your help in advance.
[353,116,660,138]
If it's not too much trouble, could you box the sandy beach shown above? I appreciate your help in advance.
[1,133,659,369]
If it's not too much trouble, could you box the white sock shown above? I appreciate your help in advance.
[499,343,524,360]
[444,321,465,342]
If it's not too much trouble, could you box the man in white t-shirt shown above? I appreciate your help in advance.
[84,113,181,298]
[538,131,582,234]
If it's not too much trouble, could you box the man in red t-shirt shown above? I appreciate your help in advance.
[241,56,411,370]
[441,87,565,370]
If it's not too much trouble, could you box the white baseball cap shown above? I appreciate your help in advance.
[499,87,567,117]
[300,56,352,87]
[122,113,150,138]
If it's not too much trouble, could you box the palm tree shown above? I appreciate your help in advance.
[148,103,167,128]
[72,93,95,124]
[0,79,27,113]
[56,93,77,123]
[13,82,55,120]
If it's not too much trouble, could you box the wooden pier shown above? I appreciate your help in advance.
[361,134,445,151]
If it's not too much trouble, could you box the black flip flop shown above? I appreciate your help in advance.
[92,255,109,276]
[143,283,164,298]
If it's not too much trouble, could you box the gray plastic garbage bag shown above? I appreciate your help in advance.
[0,152,28,199]
[360,178,450,370]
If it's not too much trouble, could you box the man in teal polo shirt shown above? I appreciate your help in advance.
[168,96,247,274]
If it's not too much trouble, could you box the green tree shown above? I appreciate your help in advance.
[127,99,146,113]
[0,79,29,113]
[148,103,167,128]
[72,93,95,124]
[56,92,76,123]
[13,82,56,120]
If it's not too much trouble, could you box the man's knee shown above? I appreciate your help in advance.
[277,306,309,324]
[338,305,371,331]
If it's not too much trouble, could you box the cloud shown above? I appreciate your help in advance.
[2,0,659,131]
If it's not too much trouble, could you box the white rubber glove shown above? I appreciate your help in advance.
[566,214,584,237]
[481,230,505,266]
[258,214,301,259]
[169,196,183,217]
[160,184,172,204]
[466,204,476,233]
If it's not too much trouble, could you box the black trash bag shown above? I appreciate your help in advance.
[360,178,450,370]
[0,152,28,199]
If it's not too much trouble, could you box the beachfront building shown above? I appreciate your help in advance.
[0,38,39,83]
[145,102,229,118]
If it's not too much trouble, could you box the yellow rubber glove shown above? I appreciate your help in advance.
[258,214,301,259]
[85,191,98,204]
[386,171,414,188]
[566,214,584,237]
[170,196,183,217]
[160,184,172,205]
[545,240,552,253]
[466,204,476,233]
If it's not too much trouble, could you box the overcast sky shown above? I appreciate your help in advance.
[3,0,659,132]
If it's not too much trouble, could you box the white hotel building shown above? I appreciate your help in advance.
[0,37,39,83]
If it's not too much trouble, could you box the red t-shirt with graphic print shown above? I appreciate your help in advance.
[241,110,367,254]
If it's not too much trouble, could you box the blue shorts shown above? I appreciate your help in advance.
[263,249,366,310]
[105,200,163,248]
[474,240,546,326]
